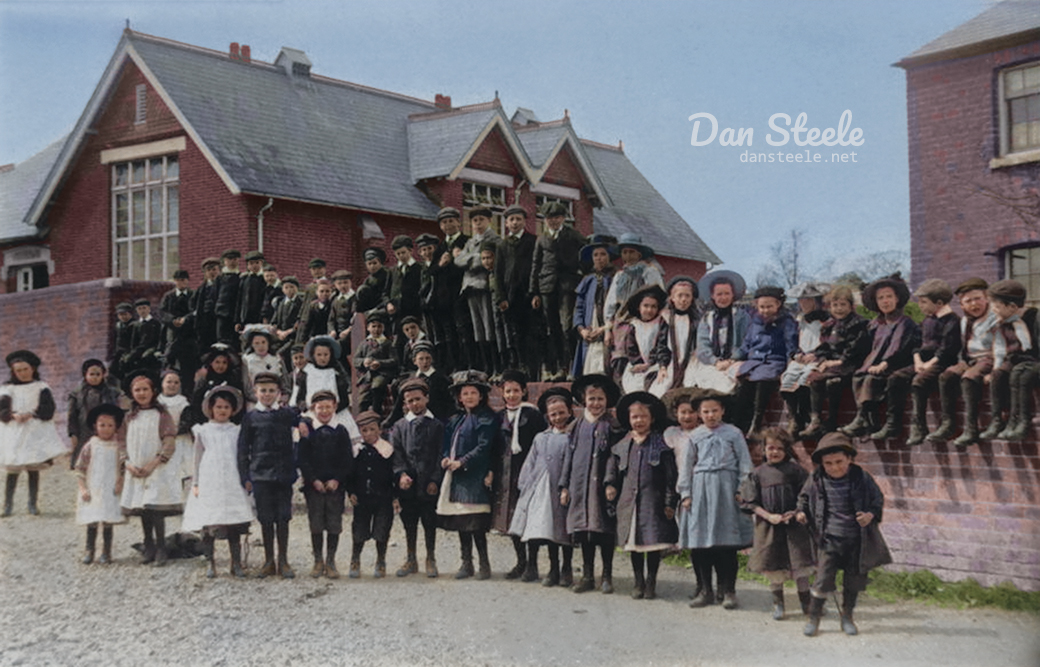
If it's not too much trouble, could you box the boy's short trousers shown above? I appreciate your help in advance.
[813,533,869,594]
[304,487,346,534]
[252,481,293,524]
[352,496,394,543]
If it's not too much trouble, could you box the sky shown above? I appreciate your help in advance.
[0,0,998,285]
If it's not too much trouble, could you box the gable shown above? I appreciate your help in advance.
[540,144,584,188]
[466,126,524,176]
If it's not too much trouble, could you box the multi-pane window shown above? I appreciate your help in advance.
[112,155,179,280]
[1005,244,1040,306]
[462,182,506,235]
[1003,62,1040,155]
[535,195,574,234]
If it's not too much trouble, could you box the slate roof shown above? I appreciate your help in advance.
[516,123,570,167]
[584,141,720,265]
[0,136,65,242]
[407,105,507,182]
[897,0,1040,67]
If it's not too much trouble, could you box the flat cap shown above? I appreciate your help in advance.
[437,207,461,222]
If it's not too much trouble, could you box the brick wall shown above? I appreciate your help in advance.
[0,279,171,437]
[906,40,1040,289]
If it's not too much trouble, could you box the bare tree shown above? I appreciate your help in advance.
[757,228,808,288]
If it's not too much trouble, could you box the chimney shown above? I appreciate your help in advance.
[435,94,452,110]
[240,45,251,63]
[229,42,240,60]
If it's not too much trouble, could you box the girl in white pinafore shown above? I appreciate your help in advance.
[181,386,253,578]
[156,370,194,495]
[75,404,127,564]
[0,350,68,517]
[120,372,181,565]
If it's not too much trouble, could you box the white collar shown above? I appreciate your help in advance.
[405,410,435,422]
[418,367,435,377]
[254,401,280,412]
[367,335,387,344]
[399,257,416,269]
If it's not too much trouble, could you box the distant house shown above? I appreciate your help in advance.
[897,0,1040,299]
[0,29,718,293]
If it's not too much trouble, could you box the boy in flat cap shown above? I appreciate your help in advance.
[110,302,136,383]
[126,299,164,378]
[214,249,243,348]
[530,201,586,381]
[495,205,539,377]
[933,278,999,447]
[796,432,891,637]
[382,340,453,427]
[302,258,328,305]
[271,276,304,366]
[981,279,1038,442]
[415,232,453,370]
[897,279,961,446]
[348,410,397,578]
[430,207,472,372]
[354,309,398,415]
[390,377,446,577]
[236,250,268,330]
[159,270,196,395]
[388,235,423,366]
[190,257,222,354]
[295,278,334,345]
[357,247,392,314]
[260,264,281,324]
[329,269,356,366]
[455,207,501,374]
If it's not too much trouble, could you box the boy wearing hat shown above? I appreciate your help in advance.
[126,299,164,378]
[348,410,397,578]
[455,208,501,374]
[495,205,539,377]
[389,377,446,577]
[573,234,618,378]
[295,278,334,345]
[110,302,136,383]
[237,372,301,578]
[159,269,196,394]
[431,207,472,372]
[214,249,243,348]
[357,247,392,314]
[981,279,1038,441]
[389,235,423,365]
[934,279,999,446]
[236,250,268,329]
[329,269,356,365]
[297,390,354,579]
[302,258,328,304]
[796,432,891,637]
[896,279,961,445]
[398,316,428,374]
[530,202,586,381]
[415,233,453,372]
[260,264,281,324]
[382,340,453,427]
[190,258,222,354]
[354,309,397,414]
[271,276,304,361]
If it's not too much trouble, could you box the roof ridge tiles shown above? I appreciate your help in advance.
[580,138,624,152]
[408,100,502,121]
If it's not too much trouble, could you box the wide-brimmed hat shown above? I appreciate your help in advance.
[304,335,341,362]
[538,386,574,415]
[240,324,276,349]
[616,391,668,432]
[789,281,830,299]
[623,284,668,320]
[861,273,910,313]
[449,369,491,395]
[616,232,654,260]
[202,384,244,419]
[5,350,41,369]
[579,234,619,265]
[570,373,621,408]
[87,404,125,431]
[698,270,747,303]
[811,431,858,464]
[661,386,709,421]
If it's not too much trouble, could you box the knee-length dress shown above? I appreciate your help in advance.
[75,436,126,525]
[509,425,572,545]
[0,380,67,471]
[157,393,193,484]
[677,422,753,549]
[120,406,182,516]
[606,432,678,552]
[738,459,814,579]
[181,421,254,532]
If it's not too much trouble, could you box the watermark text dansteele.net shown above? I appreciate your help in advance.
[688,110,864,163]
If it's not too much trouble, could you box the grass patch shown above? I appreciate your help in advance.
[662,549,1040,613]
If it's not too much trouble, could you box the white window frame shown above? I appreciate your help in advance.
[462,181,507,236]
[993,61,1040,168]
[15,267,33,292]
[1004,243,1040,307]
[111,154,180,281]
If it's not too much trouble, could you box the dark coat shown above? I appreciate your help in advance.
[214,271,241,320]
[261,282,283,323]
[356,267,391,314]
[67,381,124,442]
[329,293,356,342]
[390,413,446,502]
[389,262,423,319]
[296,300,333,345]
[811,312,870,376]
[442,407,500,505]
[159,288,195,346]
[127,317,163,369]
[382,369,453,426]
[857,313,920,375]
[351,441,396,499]
[237,272,268,326]
[491,405,547,532]
[237,405,300,485]
[354,337,397,386]
[494,231,537,308]
[426,235,469,311]
[297,421,353,486]
[917,311,962,369]
[738,460,815,574]
[529,224,586,297]
[732,310,799,382]
[606,432,679,548]
[571,269,615,377]
[560,414,623,535]
[797,463,892,573]
[190,280,218,349]
[271,294,303,338]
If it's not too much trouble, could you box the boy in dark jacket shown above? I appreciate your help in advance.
[159,269,196,396]
[796,432,891,637]
[237,250,268,328]
[297,390,354,579]
[110,302,135,383]
[126,299,163,377]
[237,372,300,578]
[354,310,398,414]
[427,208,471,372]
[388,235,423,365]
[981,280,1039,441]
[390,378,446,577]
[329,269,356,365]
[190,257,221,354]
[214,249,242,348]
[356,246,392,314]
[349,410,397,578]
[495,205,538,377]
[899,279,961,445]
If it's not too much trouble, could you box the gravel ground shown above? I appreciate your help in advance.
[1,464,1037,667]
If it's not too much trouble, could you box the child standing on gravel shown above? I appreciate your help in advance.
[75,405,127,564]
[348,410,396,578]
